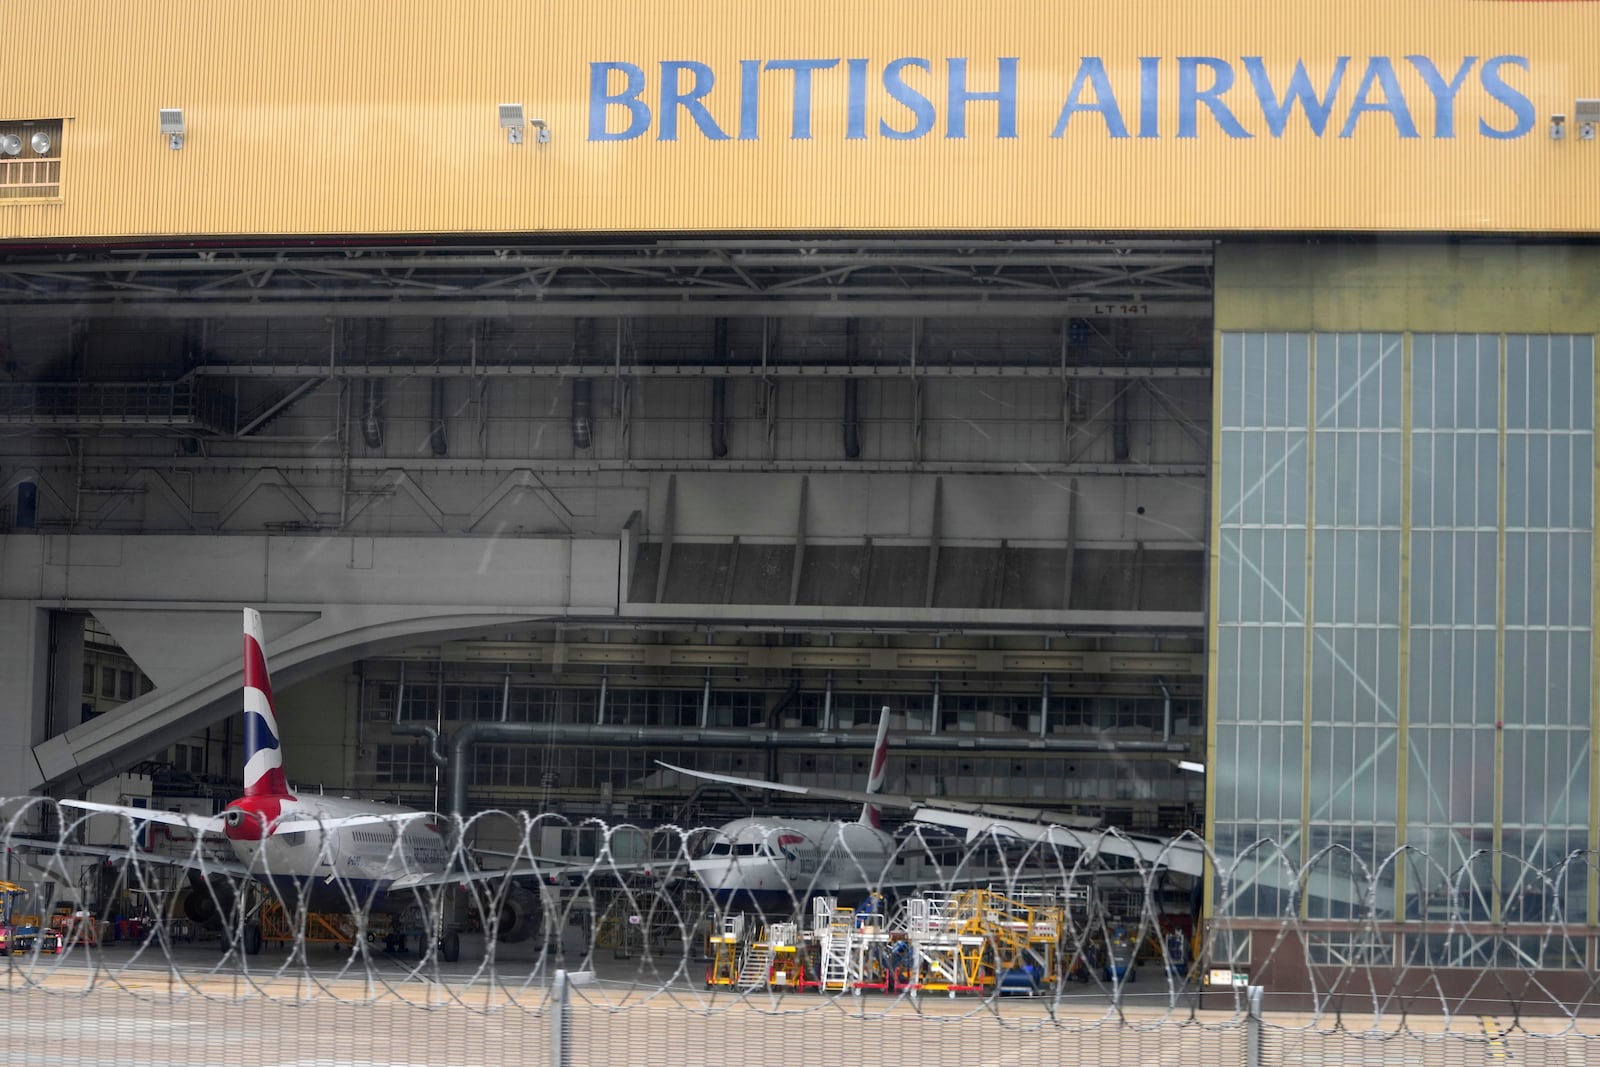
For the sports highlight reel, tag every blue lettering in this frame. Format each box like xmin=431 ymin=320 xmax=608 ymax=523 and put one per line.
xmin=946 ymin=57 xmax=1019 ymax=139
xmin=1138 ymin=57 xmax=1160 ymax=138
xmin=659 ymin=61 xmax=731 ymax=141
xmin=1178 ymin=57 xmax=1251 ymax=139
xmin=767 ymin=59 xmax=841 ymax=140
xmin=1479 ymin=55 xmax=1534 ymax=140
xmin=1405 ymin=56 xmax=1476 ymax=138
xmin=881 ymin=57 xmax=936 ymax=140
xmin=738 ymin=59 xmax=761 ymax=141
xmin=1242 ymin=57 xmax=1348 ymax=137
xmin=846 ymin=59 xmax=869 ymax=139
xmin=1051 ymin=57 xmax=1128 ymax=138
xmin=1339 ymin=57 xmax=1419 ymax=138
xmin=588 ymin=62 xmax=650 ymax=142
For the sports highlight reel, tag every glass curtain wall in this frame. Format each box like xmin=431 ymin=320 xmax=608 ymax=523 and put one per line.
xmin=1213 ymin=332 xmax=1595 ymax=930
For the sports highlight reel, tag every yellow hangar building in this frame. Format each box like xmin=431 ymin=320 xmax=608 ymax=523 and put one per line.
xmin=2 ymin=0 xmax=1599 ymax=999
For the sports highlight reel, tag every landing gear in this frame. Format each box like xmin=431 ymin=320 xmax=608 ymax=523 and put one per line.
xmin=221 ymin=922 xmax=262 ymax=955
xmin=411 ymin=930 xmax=461 ymax=962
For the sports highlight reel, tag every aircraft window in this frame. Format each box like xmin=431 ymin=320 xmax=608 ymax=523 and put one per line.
xmin=708 ymin=842 xmax=731 ymax=856
xmin=734 ymin=843 xmax=760 ymax=856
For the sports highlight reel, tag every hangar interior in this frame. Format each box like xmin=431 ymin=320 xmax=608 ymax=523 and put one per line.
xmin=0 ymin=239 xmax=1213 ymax=838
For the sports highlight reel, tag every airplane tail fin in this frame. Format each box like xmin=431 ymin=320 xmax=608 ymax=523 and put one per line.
xmin=858 ymin=705 xmax=892 ymax=828
xmin=241 ymin=607 xmax=291 ymax=798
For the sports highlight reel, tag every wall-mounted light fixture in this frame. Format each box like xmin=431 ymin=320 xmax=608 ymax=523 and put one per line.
xmin=158 ymin=108 xmax=185 ymax=150
xmin=498 ymin=103 xmax=550 ymax=145
xmin=1577 ymin=99 xmax=1600 ymax=142
xmin=0 ymin=134 xmax=20 ymax=157
xmin=1550 ymin=114 xmax=1566 ymax=141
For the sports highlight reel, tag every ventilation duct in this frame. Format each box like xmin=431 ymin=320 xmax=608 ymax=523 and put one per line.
xmin=429 ymin=378 xmax=448 ymax=457
xmin=842 ymin=319 xmax=861 ymax=459
xmin=710 ymin=379 xmax=729 ymax=458
xmin=361 ymin=379 xmax=384 ymax=449
xmin=842 ymin=378 xmax=861 ymax=459
xmin=710 ymin=318 xmax=730 ymax=458
xmin=1112 ymin=385 xmax=1130 ymax=462
xmin=571 ymin=378 xmax=593 ymax=450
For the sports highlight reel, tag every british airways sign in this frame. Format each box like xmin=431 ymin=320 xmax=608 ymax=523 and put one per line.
xmin=588 ymin=55 xmax=1535 ymax=142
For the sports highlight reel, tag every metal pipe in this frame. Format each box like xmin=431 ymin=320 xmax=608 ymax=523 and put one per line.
xmin=499 ymin=664 xmax=512 ymax=723
xmin=699 ymin=666 xmax=713 ymax=729
xmin=822 ymin=669 xmax=834 ymax=733
xmin=1157 ymin=676 xmax=1172 ymax=743
xmin=1039 ymin=675 xmax=1051 ymax=740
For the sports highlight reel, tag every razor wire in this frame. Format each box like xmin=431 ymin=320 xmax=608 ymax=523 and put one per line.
xmin=4 ymin=797 xmax=1600 ymax=1066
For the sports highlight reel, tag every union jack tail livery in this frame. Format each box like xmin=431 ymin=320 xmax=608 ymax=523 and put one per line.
xmin=858 ymin=706 xmax=892 ymax=829
xmin=241 ymin=607 xmax=291 ymax=799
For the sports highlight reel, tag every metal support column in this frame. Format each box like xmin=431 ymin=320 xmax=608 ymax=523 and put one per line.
xmin=551 ymin=968 xmax=570 ymax=1067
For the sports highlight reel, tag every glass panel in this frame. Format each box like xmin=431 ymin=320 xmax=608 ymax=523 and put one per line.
xmin=1221 ymin=336 xmax=1244 ymax=428
xmin=1506 ymin=334 xmax=1529 ymax=431
xmin=1412 ymin=433 xmax=1435 ymax=528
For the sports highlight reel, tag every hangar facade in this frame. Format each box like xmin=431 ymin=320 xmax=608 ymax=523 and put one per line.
xmin=1 ymin=0 xmax=1598 ymax=994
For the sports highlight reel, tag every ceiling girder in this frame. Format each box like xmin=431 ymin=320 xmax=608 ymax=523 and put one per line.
xmin=0 ymin=240 xmax=1214 ymax=318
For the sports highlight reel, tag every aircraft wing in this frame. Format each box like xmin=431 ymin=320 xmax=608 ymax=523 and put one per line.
xmin=655 ymin=760 xmax=1102 ymax=830
xmin=908 ymin=808 xmax=1206 ymax=878
xmin=9 ymin=835 xmax=255 ymax=878
xmin=385 ymin=853 xmax=668 ymax=892
xmin=62 ymin=799 xmax=438 ymax=838
xmin=61 ymin=799 xmax=226 ymax=834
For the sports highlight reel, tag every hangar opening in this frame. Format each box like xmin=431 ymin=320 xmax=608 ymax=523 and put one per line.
xmin=1 ymin=236 xmax=1214 ymax=842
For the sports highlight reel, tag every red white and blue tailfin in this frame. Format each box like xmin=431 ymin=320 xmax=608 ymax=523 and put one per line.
xmin=242 ymin=607 xmax=291 ymax=799
xmin=858 ymin=705 xmax=892 ymax=829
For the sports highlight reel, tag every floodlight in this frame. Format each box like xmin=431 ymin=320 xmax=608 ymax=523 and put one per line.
xmin=159 ymin=108 xmax=185 ymax=150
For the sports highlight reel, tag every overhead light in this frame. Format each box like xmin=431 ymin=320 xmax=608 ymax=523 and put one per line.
xmin=1577 ymin=99 xmax=1600 ymax=142
xmin=0 ymin=134 xmax=20 ymax=157
xmin=498 ymin=103 xmax=549 ymax=145
xmin=499 ymin=103 xmax=525 ymax=144
xmin=28 ymin=131 xmax=50 ymax=155
xmin=1176 ymin=760 xmax=1205 ymax=774
xmin=158 ymin=108 xmax=185 ymax=150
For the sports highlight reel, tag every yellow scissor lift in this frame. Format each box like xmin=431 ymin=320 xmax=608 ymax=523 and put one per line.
xmin=906 ymin=889 xmax=1064 ymax=995
xmin=705 ymin=912 xmax=746 ymax=986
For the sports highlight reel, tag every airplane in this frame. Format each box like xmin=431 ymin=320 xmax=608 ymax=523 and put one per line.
xmin=657 ymin=707 xmax=1206 ymax=913
xmin=58 ymin=608 xmax=551 ymax=961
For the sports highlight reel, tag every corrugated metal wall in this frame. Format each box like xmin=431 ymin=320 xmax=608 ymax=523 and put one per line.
xmin=1 ymin=0 xmax=1596 ymax=237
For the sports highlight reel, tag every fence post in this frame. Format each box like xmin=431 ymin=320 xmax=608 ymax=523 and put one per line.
xmin=551 ymin=968 xmax=569 ymax=1067
xmin=1245 ymin=984 xmax=1264 ymax=1067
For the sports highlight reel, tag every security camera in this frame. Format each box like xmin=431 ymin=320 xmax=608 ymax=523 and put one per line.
xmin=1550 ymin=114 xmax=1566 ymax=141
